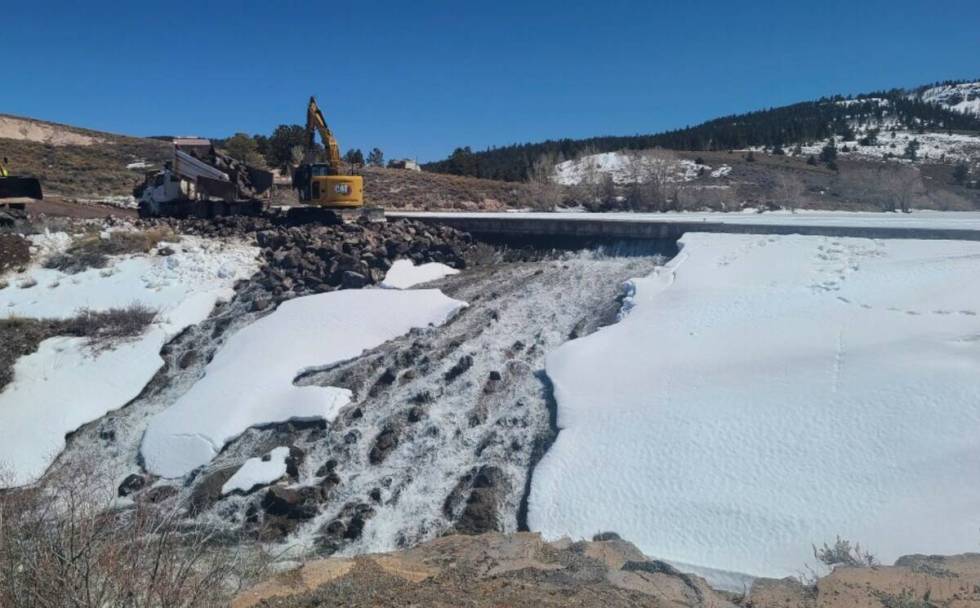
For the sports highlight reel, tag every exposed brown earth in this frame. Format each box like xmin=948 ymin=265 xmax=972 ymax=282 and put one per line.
xmin=232 ymin=532 xmax=736 ymax=608
xmin=747 ymin=553 xmax=980 ymax=607
xmin=0 ymin=114 xmax=172 ymax=198
xmin=361 ymin=166 xmax=537 ymax=210
xmin=234 ymin=531 xmax=980 ymax=608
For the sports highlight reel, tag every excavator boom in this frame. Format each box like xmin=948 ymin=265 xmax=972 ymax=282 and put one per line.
xmin=306 ymin=97 xmax=343 ymax=171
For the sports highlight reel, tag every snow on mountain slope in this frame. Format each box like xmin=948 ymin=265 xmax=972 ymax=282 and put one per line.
xmin=554 ymin=151 xmax=719 ymax=186
xmin=0 ymin=234 xmax=259 ymax=487
xmin=141 ymin=289 xmax=466 ymax=478
xmin=917 ymin=81 xmax=980 ymax=116
xmin=796 ymin=127 xmax=980 ymax=163
xmin=529 ymin=232 xmax=980 ymax=582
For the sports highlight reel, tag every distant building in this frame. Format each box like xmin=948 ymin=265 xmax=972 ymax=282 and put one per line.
xmin=387 ymin=158 xmax=421 ymax=172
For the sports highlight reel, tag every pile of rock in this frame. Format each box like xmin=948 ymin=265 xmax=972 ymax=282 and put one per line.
xmin=251 ymin=219 xmax=471 ymax=300
xmin=152 ymin=215 xmax=472 ymax=302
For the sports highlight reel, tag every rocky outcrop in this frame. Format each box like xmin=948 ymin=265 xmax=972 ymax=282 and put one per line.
xmin=747 ymin=552 xmax=980 ymax=607
xmin=232 ymin=532 xmax=736 ymax=608
xmin=443 ymin=466 xmax=510 ymax=535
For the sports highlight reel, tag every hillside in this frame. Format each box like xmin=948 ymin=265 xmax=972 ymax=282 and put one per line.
xmin=423 ymin=79 xmax=980 ymax=182
xmin=0 ymin=114 xmax=535 ymax=210
xmin=0 ymin=114 xmax=172 ymax=199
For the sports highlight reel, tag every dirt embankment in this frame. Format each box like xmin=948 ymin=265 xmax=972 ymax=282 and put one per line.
xmin=233 ymin=532 xmax=734 ymax=608
xmin=234 ymin=531 xmax=980 ymax=608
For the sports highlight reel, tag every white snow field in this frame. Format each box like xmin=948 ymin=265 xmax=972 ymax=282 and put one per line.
xmin=528 ymin=232 xmax=980 ymax=582
xmin=381 ymin=259 xmax=459 ymax=289
xmin=0 ymin=234 xmax=259 ymax=487
xmin=141 ymin=289 xmax=466 ymax=478
xmin=222 ymin=447 xmax=291 ymax=495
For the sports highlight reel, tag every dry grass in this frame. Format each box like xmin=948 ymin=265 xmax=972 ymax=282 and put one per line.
xmin=43 ymin=227 xmax=175 ymax=274
xmin=0 ymin=303 xmax=156 ymax=390
xmin=0 ymin=233 xmax=31 ymax=274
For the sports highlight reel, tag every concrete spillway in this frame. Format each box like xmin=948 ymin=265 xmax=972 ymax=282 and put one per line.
xmin=388 ymin=211 xmax=980 ymax=242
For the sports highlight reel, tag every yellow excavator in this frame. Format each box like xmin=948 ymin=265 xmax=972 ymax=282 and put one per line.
xmin=292 ymin=96 xmax=364 ymax=207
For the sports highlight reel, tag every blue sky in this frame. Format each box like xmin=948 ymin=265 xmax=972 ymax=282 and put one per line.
xmin=2 ymin=1 xmax=977 ymax=162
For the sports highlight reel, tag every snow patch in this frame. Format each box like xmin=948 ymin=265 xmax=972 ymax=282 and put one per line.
xmin=222 ymin=447 xmax=291 ymax=495
xmin=140 ymin=289 xmax=467 ymax=478
xmin=0 ymin=236 xmax=260 ymax=487
xmin=553 ymin=151 xmax=713 ymax=186
xmin=529 ymin=233 xmax=980 ymax=582
xmin=381 ymin=259 xmax=459 ymax=289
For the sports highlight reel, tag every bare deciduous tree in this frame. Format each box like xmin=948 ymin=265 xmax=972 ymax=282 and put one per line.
xmin=622 ymin=149 xmax=678 ymax=211
xmin=772 ymin=171 xmax=806 ymax=211
xmin=525 ymin=153 xmax=565 ymax=210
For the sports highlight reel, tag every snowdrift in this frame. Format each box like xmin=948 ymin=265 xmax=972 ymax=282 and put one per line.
xmin=529 ymin=232 xmax=980 ymax=581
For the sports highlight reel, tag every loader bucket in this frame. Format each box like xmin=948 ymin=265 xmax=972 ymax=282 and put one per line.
xmin=0 ymin=176 xmax=43 ymax=201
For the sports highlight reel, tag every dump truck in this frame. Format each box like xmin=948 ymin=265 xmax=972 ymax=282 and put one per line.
xmin=0 ymin=156 xmax=43 ymax=210
xmin=136 ymin=140 xmax=273 ymax=218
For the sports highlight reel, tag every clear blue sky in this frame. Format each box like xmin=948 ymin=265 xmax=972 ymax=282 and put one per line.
xmin=2 ymin=1 xmax=977 ymax=162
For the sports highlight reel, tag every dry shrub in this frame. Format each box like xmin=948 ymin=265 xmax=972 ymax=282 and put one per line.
xmin=44 ymin=228 xmax=177 ymax=274
xmin=524 ymin=154 xmax=565 ymax=211
xmin=63 ymin=303 xmax=157 ymax=349
xmin=0 ymin=464 xmax=268 ymax=608
xmin=0 ymin=303 xmax=156 ymax=390
xmin=0 ymin=234 xmax=31 ymax=274
xmin=813 ymin=536 xmax=877 ymax=568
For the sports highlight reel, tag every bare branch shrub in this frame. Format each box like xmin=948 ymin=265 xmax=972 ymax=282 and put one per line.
xmin=813 ymin=536 xmax=877 ymax=569
xmin=0 ymin=464 xmax=268 ymax=608
xmin=838 ymin=165 xmax=926 ymax=212
xmin=675 ymin=185 xmax=737 ymax=211
xmin=525 ymin=153 xmax=565 ymax=210
xmin=622 ymin=149 xmax=679 ymax=211
xmin=63 ymin=303 xmax=158 ymax=349
xmin=772 ymin=171 xmax=806 ymax=211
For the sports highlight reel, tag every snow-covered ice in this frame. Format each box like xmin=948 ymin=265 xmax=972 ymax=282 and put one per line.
xmin=528 ymin=232 xmax=980 ymax=582
xmin=395 ymin=209 xmax=980 ymax=231
xmin=222 ymin=447 xmax=290 ymax=495
xmin=0 ymin=235 xmax=259 ymax=487
xmin=381 ymin=259 xmax=459 ymax=289
xmin=141 ymin=289 xmax=466 ymax=478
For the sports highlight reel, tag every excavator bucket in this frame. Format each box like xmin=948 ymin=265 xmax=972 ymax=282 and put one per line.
xmin=0 ymin=176 xmax=43 ymax=201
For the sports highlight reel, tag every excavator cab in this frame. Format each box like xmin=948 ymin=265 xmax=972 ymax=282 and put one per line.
xmin=293 ymin=97 xmax=364 ymax=208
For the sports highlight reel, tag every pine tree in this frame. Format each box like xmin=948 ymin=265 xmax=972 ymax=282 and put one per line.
xmin=952 ymin=161 xmax=969 ymax=185
xmin=367 ymin=148 xmax=385 ymax=167
xmin=819 ymin=139 xmax=837 ymax=167
xmin=903 ymin=139 xmax=920 ymax=160
xmin=344 ymin=148 xmax=365 ymax=166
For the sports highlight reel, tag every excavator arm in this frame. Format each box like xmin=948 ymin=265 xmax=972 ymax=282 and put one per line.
xmin=306 ymin=96 xmax=343 ymax=173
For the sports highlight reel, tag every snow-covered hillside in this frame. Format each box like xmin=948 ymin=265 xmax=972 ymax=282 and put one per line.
xmin=916 ymin=81 xmax=980 ymax=116
xmin=554 ymin=151 xmax=730 ymax=186
xmin=529 ymin=232 xmax=980 ymax=583
xmin=797 ymin=126 xmax=980 ymax=163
